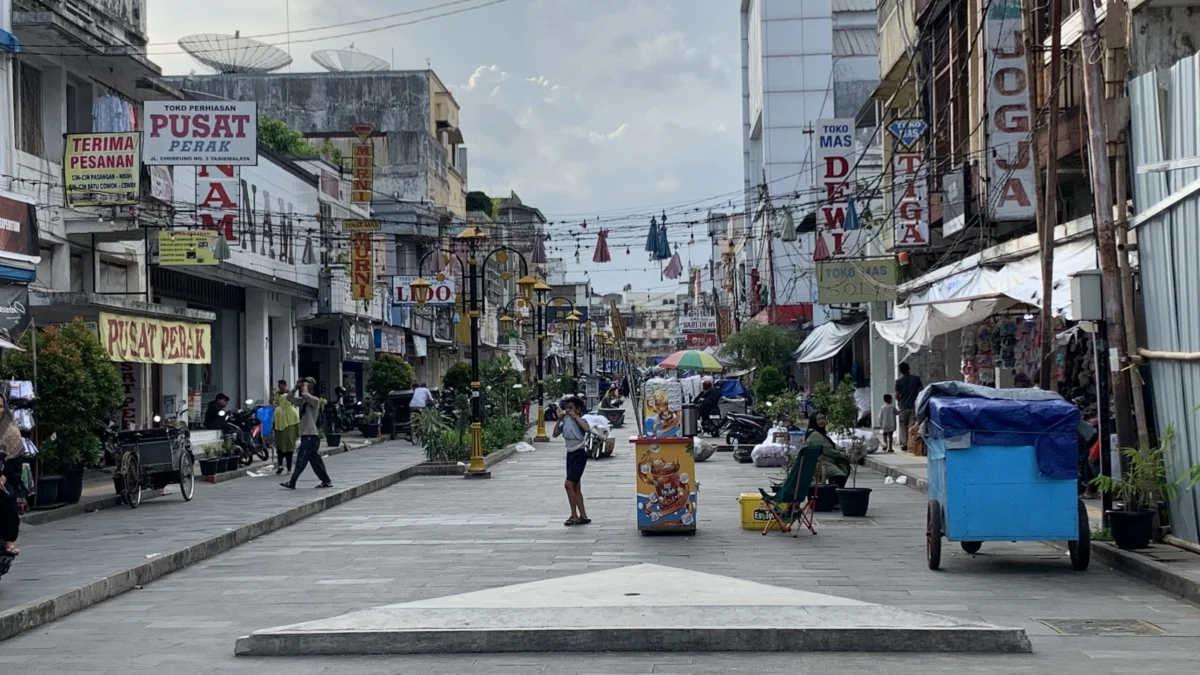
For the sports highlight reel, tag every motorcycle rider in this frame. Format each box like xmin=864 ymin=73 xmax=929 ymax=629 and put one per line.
xmin=203 ymin=393 xmax=230 ymax=430
xmin=694 ymin=378 xmax=723 ymax=424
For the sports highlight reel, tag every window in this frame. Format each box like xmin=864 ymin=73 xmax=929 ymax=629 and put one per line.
xmin=100 ymin=261 xmax=129 ymax=293
xmin=16 ymin=62 xmax=45 ymax=157
xmin=70 ymin=254 xmax=84 ymax=292
xmin=35 ymin=246 xmax=53 ymax=289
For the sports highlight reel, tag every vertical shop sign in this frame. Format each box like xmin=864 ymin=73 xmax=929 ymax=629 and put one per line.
xmin=118 ymin=362 xmax=142 ymax=430
xmin=985 ymin=0 xmax=1038 ymax=221
xmin=892 ymin=153 xmax=930 ymax=247
xmin=351 ymin=124 xmax=375 ymax=205
xmin=350 ymin=232 xmax=374 ymax=300
xmin=196 ymin=165 xmax=239 ymax=241
xmin=812 ymin=119 xmax=860 ymax=259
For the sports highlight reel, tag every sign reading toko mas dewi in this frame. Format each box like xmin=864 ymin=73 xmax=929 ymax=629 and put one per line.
xmin=143 ymin=101 xmax=258 ymax=166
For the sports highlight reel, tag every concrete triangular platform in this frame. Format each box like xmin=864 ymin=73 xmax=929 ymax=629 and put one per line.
xmin=235 ymin=564 xmax=1030 ymax=656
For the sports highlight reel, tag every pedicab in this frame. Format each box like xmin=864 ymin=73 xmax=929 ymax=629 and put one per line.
xmin=920 ymin=383 xmax=1090 ymax=571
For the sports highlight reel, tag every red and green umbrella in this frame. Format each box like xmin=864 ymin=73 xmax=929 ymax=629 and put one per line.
xmin=659 ymin=349 xmax=724 ymax=373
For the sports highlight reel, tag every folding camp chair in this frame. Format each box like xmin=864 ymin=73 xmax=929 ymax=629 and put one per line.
xmin=758 ymin=445 xmax=821 ymax=537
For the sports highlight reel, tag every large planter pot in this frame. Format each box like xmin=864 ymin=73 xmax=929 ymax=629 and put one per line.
xmin=1109 ymin=509 xmax=1155 ymax=550
xmin=220 ymin=456 xmax=238 ymax=473
xmin=59 ymin=468 xmax=86 ymax=505
xmin=811 ymin=484 xmax=838 ymax=512
xmin=36 ymin=475 xmax=61 ymax=507
xmin=199 ymin=458 xmax=221 ymax=477
xmin=360 ymin=424 xmax=381 ymax=439
xmin=326 ymin=434 xmax=342 ymax=448
xmin=836 ymin=487 xmax=872 ymax=517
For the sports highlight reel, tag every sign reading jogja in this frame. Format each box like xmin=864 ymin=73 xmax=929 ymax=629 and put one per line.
xmin=679 ymin=316 xmax=717 ymax=334
xmin=393 ymin=276 xmax=457 ymax=305
xmin=143 ymin=102 xmax=257 ymax=166
xmin=816 ymin=259 xmax=899 ymax=305
xmin=985 ymin=0 xmax=1038 ymax=221
xmin=63 ymin=132 xmax=141 ymax=206
xmin=813 ymin=119 xmax=861 ymax=259
xmin=98 ymin=312 xmax=211 ymax=365
xmin=892 ymin=153 xmax=929 ymax=247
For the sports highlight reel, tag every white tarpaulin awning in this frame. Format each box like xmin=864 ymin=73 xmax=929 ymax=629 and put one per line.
xmin=794 ymin=321 xmax=867 ymax=364
xmin=875 ymin=238 xmax=1097 ymax=355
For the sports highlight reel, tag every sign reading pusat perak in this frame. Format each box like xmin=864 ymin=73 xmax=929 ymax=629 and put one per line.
xmin=143 ymin=101 xmax=257 ymax=166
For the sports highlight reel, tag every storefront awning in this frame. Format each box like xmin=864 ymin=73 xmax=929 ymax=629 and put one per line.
xmin=875 ymin=238 xmax=1098 ymax=355
xmin=794 ymin=321 xmax=867 ymax=364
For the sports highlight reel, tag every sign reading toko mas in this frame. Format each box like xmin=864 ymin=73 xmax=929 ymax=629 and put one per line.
xmin=143 ymin=101 xmax=258 ymax=166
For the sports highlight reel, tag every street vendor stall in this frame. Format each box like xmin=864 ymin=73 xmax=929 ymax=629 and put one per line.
xmin=636 ymin=379 xmax=697 ymax=534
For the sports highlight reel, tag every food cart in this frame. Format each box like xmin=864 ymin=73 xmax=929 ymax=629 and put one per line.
xmin=635 ymin=379 xmax=697 ymax=534
xmin=922 ymin=383 xmax=1090 ymax=571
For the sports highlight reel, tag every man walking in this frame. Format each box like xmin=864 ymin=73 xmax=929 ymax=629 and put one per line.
xmin=894 ymin=363 xmax=923 ymax=453
xmin=280 ymin=377 xmax=333 ymax=490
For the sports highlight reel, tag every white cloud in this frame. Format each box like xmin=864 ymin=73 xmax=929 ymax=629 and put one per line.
xmin=589 ymin=124 xmax=630 ymax=144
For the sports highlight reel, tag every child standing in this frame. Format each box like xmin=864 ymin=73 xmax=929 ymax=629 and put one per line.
xmin=879 ymin=394 xmax=898 ymax=453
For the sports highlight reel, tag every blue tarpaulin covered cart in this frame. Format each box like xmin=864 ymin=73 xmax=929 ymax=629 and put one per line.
xmin=920 ymin=382 xmax=1090 ymax=571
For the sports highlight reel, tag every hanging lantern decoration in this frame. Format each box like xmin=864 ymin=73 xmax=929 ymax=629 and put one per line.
xmin=213 ymin=232 xmax=232 ymax=261
xmin=654 ymin=219 xmax=671 ymax=260
xmin=663 ymin=252 xmax=683 ymax=280
xmin=813 ymin=231 xmax=831 ymax=262
xmin=592 ymin=229 xmax=612 ymax=263
xmin=300 ymin=230 xmax=315 ymax=265
xmin=844 ymin=196 xmax=862 ymax=231
xmin=581 ymin=219 xmax=588 ymax=229
xmin=779 ymin=209 xmax=797 ymax=243
xmin=531 ymin=232 xmax=547 ymax=264
xmin=645 ymin=215 xmax=658 ymax=254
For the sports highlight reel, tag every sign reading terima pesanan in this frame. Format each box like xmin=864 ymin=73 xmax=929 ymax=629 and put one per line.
xmin=143 ymin=101 xmax=257 ymax=166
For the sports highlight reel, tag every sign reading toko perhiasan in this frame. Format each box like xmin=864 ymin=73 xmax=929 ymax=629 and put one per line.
xmin=984 ymin=0 xmax=1038 ymax=221
xmin=393 ymin=276 xmax=457 ymax=305
xmin=812 ymin=119 xmax=862 ymax=259
xmin=143 ymin=101 xmax=257 ymax=166
xmin=63 ymin=132 xmax=142 ymax=206
xmin=98 ymin=312 xmax=212 ymax=364
xmin=816 ymin=259 xmax=898 ymax=305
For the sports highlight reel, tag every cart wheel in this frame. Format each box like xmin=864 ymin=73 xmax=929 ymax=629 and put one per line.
xmin=179 ymin=452 xmax=195 ymax=502
xmin=926 ymin=500 xmax=943 ymax=570
xmin=120 ymin=451 xmax=142 ymax=509
xmin=960 ymin=542 xmax=982 ymax=554
xmin=1069 ymin=499 xmax=1091 ymax=571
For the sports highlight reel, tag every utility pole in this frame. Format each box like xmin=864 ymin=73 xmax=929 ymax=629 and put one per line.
xmin=1041 ymin=0 xmax=1063 ymax=390
xmin=1079 ymin=0 xmax=1136 ymax=455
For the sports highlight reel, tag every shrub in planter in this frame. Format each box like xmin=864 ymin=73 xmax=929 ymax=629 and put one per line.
xmin=199 ymin=443 xmax=223 ymax=476
xmin=1091 ymin=425 xmax=1200 ymax=549
xmin=59 ymin=468 xmax=86 ymax=505
xmin=2 ymin=320 xmax=122 ymax=484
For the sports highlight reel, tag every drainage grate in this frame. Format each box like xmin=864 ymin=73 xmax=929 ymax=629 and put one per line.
xmin=1040 ymin=619 xmax=1165 ymax=636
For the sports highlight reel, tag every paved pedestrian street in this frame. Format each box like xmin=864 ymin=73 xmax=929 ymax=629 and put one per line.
xmin=1 ymin=434 xmax=1199 ymax=674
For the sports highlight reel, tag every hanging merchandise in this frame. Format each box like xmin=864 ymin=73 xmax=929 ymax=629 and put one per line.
xmin=645 ymin=215 xmax=659 ymax=255
xmin=779 ymin=210 xmax=797 ymax=243
xmin=593 ymin=229 xmax=612 ymax=263
xmin=300 ymin=231 xmax=316 ymax=265
xmin=663 ymin=252 xmax=683 ymax=280
xmin=531 ymin=232 xmax=547 ymax=264
xmin=812 ymin=232 xmax=831 ymax=262
xmin=845 ymin=196 xmax=862 ymax=231
xmin=653 ymin=219 xmax=671 ymax=261
xmin=92 ymin=92 xmax=137 ymax=133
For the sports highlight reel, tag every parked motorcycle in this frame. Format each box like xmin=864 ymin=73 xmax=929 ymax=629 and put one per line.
xmin=219 ymin=400 xmax=269 ymax=466
xmin=97 ymin=418 xmax=121 ymax=468
xmin=723 ymin=412 xmax=771 ymax=446
xmin=699 ymin=410 xmax=724 ymax=438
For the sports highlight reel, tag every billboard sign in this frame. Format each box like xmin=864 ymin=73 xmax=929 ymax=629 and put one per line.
xmin=393 ymin=276 xmax=457 ymax=306
xmin=158 ymin=231 xmax=219 ymax=265
xmin=63 ymin=132 xmax=141 ymax=206
xmin=816 ymin=259 xmax=899 ymax=305
xmin=984 ymin=0 xmax=1038 ymax=221
xmin=679 ymin=316 xmax=717 ymax=333
xmin=143 ymin=101 xmax=257 ymax=166
xmin=685 ymin=333 xmax=719 ymax=348
xmin=812 ymin=119 xmax=864 ymax=259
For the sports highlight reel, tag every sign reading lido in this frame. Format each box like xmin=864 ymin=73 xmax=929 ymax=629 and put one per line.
xmin=143 ymin=101 xmax=257 ymax=166
xmin=816 ymin=259 xmax=898 ymax=305
xmin=393 ymin=276 xmax=457 ymax=305
xmin=98 ymin=312 xmax=212 ymax=364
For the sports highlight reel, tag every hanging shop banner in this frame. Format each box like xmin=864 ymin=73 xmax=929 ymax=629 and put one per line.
xmin=343 ymin=219 xmax=381 ymax=232
xmin=342 ymin=320 xmax=374 ymax=363
xmin=679 ymin=316 xmax=718 ymax=334
xmin=195 ymin=165 xmax=239 ymax=242
xmin=143 ymin=101 xmax=257 ymax=166
xmin=374 ymin=326 xmax=406 ymax=356
xmin=158 ymin=230 xmax=219 ymax=265
xmin=892 ymin=153 xmax=930 ymax=247
xmin=985 ymin=0 xmax=1038 ymax=221
xmin=816 ymin=258 xmax=899 ymax=305
xmin=0 ymin=193 xmax=39 ymax=265
xmin=0 ymin=285 xmax=29 ymax=336
xmin=350 ymin=232 xmax=374 ymax=300
xmin=685 ymin=333 xmax=719 ymax=348
xmin=393 ymin=276 xmax=457 ymax=306
xmin=812 ymin=119 xmax=863 ymax=259
xmin=351 ymin=142 xmax=375 ymax=204
xmin=63 ymin=132 xmax=141 ymax=206
xmin=98 ymin=312 xmax=212 ymax=364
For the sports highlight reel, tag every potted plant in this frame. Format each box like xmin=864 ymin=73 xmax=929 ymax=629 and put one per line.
xmin=199 ymin=443 xmax=222 ymax=477
xmin=837 ymin=438 xmax=872 ymax=516
xmin=219 ymin=436 xmax=239 ymax=473
xmin=1092 ymin=426 xmax=1200 ymax=549
xmin=360 ymin=409 xmax=382 ymax=439
xmin=368 ymin=355 xmax=415 ymax=435
xmin=813 ymin=376 xmax=871 ymax=514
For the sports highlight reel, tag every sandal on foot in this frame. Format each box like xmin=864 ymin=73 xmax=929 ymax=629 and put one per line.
xmin=575 ymin=518 xmax=592 ymax=525
xmin=563 ymin=517 xmax=578 ymax=526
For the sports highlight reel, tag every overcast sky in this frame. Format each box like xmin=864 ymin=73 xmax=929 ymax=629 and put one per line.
xmin=147 ymin=0 xmax=743 ymax=294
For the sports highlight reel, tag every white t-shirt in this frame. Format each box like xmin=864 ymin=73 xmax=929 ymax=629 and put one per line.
xmin=410 ymin=387 xmax=433 ymax=408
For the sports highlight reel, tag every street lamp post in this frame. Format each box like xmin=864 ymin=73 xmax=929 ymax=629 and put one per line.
xmin=414 ymin=229 xmax=537 ymax=479
xmin=566 ymin=310 xmax=581 ymax=388
xmin=533 ymin=280 xmax=551 ymax=441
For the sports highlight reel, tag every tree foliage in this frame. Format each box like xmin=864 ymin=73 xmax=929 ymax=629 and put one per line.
xmin=257 ymin=115 xmax=342 ymax=162
xmin=811 ymin=375 xmax=858 ymax=435
xmin=754 ymin=366 xmax=786 ymax=403
xmin=722 ymin=324 xmax=800 ymax=372
xmin=3 ymin=320 xmax=123 ymax=473
xmin=442 ymin=362 xmax=472 ymax=393
xmin=367 ymin=355 xmax=415 ymax=404
xmin=466 ymin=191 xmax=494 ymax=216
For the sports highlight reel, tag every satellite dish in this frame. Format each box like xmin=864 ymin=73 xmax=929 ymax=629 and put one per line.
xmin=179 ymin=33 xmax=293 ymax=74
xmin=312 ymin=45 xmax=389 ymax=73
